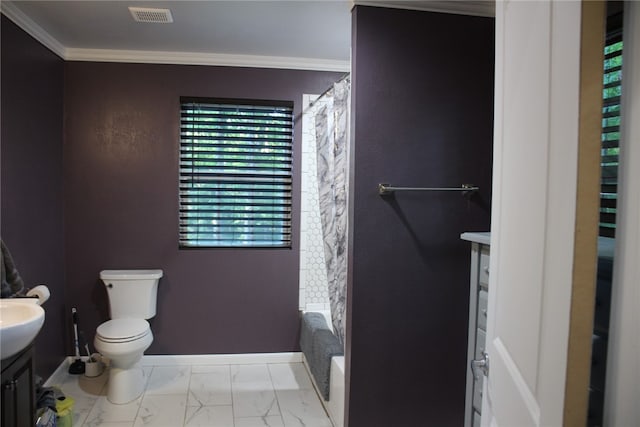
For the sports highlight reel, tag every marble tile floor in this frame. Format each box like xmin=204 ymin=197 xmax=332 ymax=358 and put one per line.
xmin=49 ymin=361 xmax=333 ymax=427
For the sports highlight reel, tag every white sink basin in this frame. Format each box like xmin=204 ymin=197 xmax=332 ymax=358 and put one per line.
xmin=0 ymin=299 xmax=45 ymax=360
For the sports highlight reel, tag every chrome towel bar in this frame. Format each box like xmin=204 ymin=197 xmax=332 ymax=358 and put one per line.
xmin=378 ymin=183 xmax=479 ymax=196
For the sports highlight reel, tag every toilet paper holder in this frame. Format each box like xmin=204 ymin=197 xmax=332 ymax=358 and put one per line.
xmin=26 ymin=284 xmax=50 ymax=305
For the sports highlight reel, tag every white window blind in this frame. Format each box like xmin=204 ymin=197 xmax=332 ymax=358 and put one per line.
xmin=179 ymin=98 xmax=293 ymax=248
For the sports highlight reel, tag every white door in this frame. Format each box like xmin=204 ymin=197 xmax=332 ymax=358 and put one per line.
xmin=481 ymin=1 xmax=583 ymax=425
xmin=604 ymin=3 xmax=640 ymax=425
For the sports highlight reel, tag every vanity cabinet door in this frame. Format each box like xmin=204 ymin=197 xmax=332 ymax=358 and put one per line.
xmin=1 ymin=344 xmax=36 ymax=427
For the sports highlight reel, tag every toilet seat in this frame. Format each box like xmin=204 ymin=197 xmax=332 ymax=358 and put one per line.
xmin=96 ymin=318 xmax=150 ymax=343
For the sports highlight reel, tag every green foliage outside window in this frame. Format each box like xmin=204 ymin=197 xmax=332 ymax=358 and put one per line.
xmin=600 ymin=40 xmax=622 ymax=237
xmin=179 ymin=99 xmax=293 ymax=248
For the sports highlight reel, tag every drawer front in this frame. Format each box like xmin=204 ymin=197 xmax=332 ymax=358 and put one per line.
xmin=473 ymin=374 xmax=484 ymax=413
xmin=479 ymin=247 xmax=490 ymax=287
xmin=473 ymin=328 xmax=487 ymax=414
xmin=475 ymin=328 xmax=486 ymax=358
xmin=477 ymin=289 xmax=488 ymax=331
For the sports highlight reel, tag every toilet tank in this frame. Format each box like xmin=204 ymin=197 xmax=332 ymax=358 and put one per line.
xmin=100 ymin=269 xmax=163 ymax=319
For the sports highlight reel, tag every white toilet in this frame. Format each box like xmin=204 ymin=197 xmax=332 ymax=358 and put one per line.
xmin=94 ymin=269 xmax=163 ymax=404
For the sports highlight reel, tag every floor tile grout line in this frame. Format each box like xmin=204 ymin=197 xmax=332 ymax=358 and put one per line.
xmin=64 ymin=372 xmax=109 ymax=427
xmin=70 ymin=361 xmax=331 ymax=427
xmin=227 ymin=364 xmax=237 ymax=427
xmin=183 ymin=364 xmax=193 ymax=427
xmin=266 ymin=363 xmax=285 ymax=425
xmin=131 ymin=365 xmax=154 ymax=426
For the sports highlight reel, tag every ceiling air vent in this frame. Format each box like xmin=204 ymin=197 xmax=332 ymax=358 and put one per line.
xmin=129 ymin=7 xmax=173 ymax=23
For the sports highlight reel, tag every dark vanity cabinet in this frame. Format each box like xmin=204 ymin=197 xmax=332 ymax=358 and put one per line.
xmin=1 ymin=344 xmax=36 ymax=427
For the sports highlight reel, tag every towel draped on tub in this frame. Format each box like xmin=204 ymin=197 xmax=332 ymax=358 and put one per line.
xmin=300 ymin=312 xmax=343 ymax=401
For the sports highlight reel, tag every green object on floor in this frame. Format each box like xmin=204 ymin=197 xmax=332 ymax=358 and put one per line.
xmin=55 ymin=394 xmax=74 ymax=427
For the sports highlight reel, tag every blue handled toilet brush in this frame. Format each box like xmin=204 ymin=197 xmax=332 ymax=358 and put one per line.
xmin=68 ymin=308 xmax=85 ymax=374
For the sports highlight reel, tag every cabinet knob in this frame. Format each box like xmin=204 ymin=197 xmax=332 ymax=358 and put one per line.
xmin=471 ymin=352 xmax=490 ymax=380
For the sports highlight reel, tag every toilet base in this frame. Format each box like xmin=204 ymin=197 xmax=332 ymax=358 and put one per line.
xmin=106 ymin=363 xmax=146 ymax=404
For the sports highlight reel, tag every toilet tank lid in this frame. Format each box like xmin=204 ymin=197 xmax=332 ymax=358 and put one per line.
xmin=100 ymin=269 xmax=163 ymax=280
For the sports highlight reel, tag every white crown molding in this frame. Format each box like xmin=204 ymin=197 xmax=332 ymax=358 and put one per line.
xmin=353 ymin=1 xmax=495 ymax=17
xmin=1 ymin=1 xmax=349 ymax=72
xmin=0 ymin=1 xmax=66 ymax=58
xmin=65 ymin=48 xmax=351 ymax=72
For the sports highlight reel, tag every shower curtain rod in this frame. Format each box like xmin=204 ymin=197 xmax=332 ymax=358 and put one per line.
xmin=309 ymin=72 xmax=350 ymax=107
xmin=294 ymin=73 xmax=351 ymax=123
xmin=378 ymin=183 xmax=479 ymax=196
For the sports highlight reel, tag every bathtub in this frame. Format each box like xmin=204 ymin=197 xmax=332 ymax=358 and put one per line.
xmin=327 ymin=355 xmax=345 ymax=427
xmin=302 ymin=309 xmax=345 ymax=427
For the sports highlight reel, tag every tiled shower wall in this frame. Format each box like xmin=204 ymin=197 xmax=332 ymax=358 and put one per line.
xmin=299 ymin=94 xmax=331 ymax=312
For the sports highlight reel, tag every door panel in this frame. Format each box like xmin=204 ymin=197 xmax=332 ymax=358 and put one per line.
xmin=483 ymin=1 xmax=584 ymax=425
xmin=605 ymin=4 xmax=640 ymax=425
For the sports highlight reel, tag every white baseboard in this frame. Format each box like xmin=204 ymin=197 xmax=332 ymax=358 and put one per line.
xmin=44 ymin=352 xmax=303 ymax=385
xmin=140 ymin=352 xmax=302 ymax=366
xmin=43 ymin=356 xmax=75 ymax=387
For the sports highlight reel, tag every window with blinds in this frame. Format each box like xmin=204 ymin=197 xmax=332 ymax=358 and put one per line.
xmin=179 ymin=98 xmax=293 ymax=248
xmin=600 ymin=20 xmax=623 ymax=238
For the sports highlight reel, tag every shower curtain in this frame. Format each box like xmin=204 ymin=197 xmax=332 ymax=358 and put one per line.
xmin=314 ymin=77 xmax=350 ymax=346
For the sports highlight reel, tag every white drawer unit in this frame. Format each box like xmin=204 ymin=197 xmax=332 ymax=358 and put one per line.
xmin=479 ymin=248 xmax=491 ymax=287
xmin=461 ymin=232 xmax=491 ymax=427
xmin=477 ymin=290 xmax=488 ymax=330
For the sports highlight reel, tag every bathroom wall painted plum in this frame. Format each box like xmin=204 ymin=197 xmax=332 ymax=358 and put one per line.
xmin=63 ymin=62 xmax=343 ymax=355
xmin=1 ymin=16 xmax=67 ymax=378
xmin=347 ymin=6 xmax=494 ymax=426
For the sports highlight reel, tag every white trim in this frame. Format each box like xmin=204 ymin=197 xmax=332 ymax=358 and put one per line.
xmin=0 ymin=1 xmax=65 ymax=58
xmin=304 ymin=303 xmax=331 ymax=312
xmin=139 ymin=352 xmax=303 ymax=366
xmin=353 ymin=1 xmax=495 ymax=17
xmin=64 ymin=48 xmax=350 ymax=72
xmin=42 ymin=357 xmax=74 ymax=387
xmin=44 ymin=352 xmax=304 ymax=385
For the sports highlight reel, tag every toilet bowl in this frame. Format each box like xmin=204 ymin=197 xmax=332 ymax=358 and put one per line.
xmin=95 ymin=269 xmax=162 ymax=404
xmin=94 ymin=318 xmax=153 ymax=404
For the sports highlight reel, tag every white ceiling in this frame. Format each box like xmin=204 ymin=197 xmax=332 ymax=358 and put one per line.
xmin=1 ymin=1 xmax=493 ymax=71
